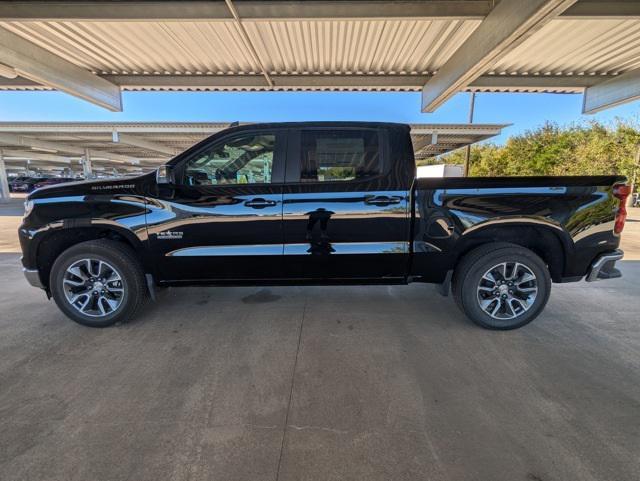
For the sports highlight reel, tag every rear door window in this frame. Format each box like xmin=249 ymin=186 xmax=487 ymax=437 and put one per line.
xmin=300 ymin=130 xmax=382 ymax=182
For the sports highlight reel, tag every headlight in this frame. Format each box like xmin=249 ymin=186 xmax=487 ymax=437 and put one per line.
xmin=23 ymin=200 xmax=34 ymax=219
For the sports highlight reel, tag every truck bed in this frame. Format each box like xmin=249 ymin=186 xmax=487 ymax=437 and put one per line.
xmin=411 ymin=175 xmax=626 ymax=283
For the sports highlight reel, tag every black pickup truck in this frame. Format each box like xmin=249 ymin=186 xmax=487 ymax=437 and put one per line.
xmin=19 ymin=122 xmax=629 ymax=329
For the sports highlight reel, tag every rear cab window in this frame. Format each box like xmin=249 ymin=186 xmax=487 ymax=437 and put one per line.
xmin=297 ymin=129 xmax=383 ymax=183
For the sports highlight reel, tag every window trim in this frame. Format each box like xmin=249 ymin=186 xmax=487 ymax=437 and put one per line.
xmin=285 ymin=127 xmax=387 ymax=185
xmin=176 ymin=129 xmax=287 ymax=186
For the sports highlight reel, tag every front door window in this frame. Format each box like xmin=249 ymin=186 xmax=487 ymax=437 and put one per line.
xmin=184 ymin=134 xmax=275 ymax=186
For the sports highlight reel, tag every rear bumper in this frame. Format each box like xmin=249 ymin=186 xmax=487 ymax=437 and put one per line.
xmin=586 ymin=249 xmax=624 ymax=282
xmin=23 ymin=268 xmax=44 ymax=289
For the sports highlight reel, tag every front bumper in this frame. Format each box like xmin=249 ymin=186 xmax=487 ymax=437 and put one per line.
xmin=23 ymin=268 xmax=44 ymax=289
xmin=586 ymin=249 xmax=624 ymax=282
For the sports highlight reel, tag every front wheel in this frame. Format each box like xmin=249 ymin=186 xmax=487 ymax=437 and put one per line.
xmin=452 ymin=243 xmax=551 ymax=330
xmin=50 ymin=239 xmax=147 ymax=327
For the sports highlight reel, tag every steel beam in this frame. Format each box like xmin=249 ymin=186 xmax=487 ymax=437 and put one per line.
xmin=0 ymin=132 xmax=85 ymax=155
xmin=0 ymin=1 xmax=635 ymax=21
xmin=0 ymin=1 xmax=491 ymax=21
xmin=0 ymin=26 xmax=122 ymax=111
xmin=469 ymin=74 xmax=610 ymax=91
xmin=0 ymin=72 xmax=617 ymax=93
xmin=410 ymin=125 xmax=508 ymax=136
xmin=108 ymin=74 xmax=428 ymax=90
xmin=0 ymin=62 xmax=17 ymax=79
xmin=113 ymin=132 xmax=176 ymax=156
xmin=421 ymin=0 xmax=578 ymax=112
xmin=89 ymin=151 xmax=140 ymax=164
xmin=0 ymin=121 xmax=508 ymax=139
xmin=0 ymin=132 xmax=139 ymax=163
xmin=78 ymin=73 xmax=617 ymax=92
xmin=2 ymin=150 xmax=72 ymax=164
xmin=0 ymin=121 xmax=228 ymax=134
xmin=582 ymin=68 xmax=640 ymax=114
xmin=224 ymin=0 xmax=273 ymax=88
xmin=562 ymin=1 xmax=640 ymax=19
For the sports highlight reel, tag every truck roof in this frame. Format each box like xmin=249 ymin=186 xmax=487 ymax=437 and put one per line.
xmin=167 ymin=121 xmax=412 ymax=165
xmin=224 ymin=121 xmax=410 ymax=130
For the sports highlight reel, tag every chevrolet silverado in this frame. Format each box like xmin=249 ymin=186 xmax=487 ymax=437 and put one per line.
xmin=19 ymin=122 xmax=628 ymax=329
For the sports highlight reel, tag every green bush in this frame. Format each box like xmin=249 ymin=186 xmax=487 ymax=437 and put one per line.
xmin=426 ymin=120 xmax=640 ymax=181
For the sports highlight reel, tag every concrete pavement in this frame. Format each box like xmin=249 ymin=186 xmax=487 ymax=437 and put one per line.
xmin=0 ymin=252 xmax=639 ymax=481
xmin=1 ymin=196 xmax=639 ymax=480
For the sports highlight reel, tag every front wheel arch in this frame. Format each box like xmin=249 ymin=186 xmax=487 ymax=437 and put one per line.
xmin=34 ymin=225 xmax=146 ymax=290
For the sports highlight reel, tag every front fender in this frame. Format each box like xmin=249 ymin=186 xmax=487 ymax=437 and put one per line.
xmin=20 ymin=194 xmax=150 ymax=272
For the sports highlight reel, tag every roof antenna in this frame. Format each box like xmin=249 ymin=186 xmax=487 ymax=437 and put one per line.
xmin=228 ymin=121 xmax=239 ymax=128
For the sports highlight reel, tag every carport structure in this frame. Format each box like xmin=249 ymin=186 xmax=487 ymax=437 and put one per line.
xmin=0 ymin=121 xmax=507 ymax=177
xmin=0 ymin=0 xmax=639 ymax=114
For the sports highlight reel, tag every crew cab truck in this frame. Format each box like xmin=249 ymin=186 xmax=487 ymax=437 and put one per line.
xmin=19 ymin=122 xmax=629 ymax=329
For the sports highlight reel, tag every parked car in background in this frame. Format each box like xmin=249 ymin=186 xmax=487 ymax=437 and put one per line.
xmin=10 ymin=177 xmax=49 ymax=193
xmin=33 ymin=177 xmax=76 ymax=190
xmin=8 ymin=176 xmax=31 ymax=192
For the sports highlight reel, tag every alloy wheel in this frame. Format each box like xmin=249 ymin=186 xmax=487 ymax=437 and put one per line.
xmin=476 ymin=261 xmax=538 ymax=320
xmin=62 ymin=258 xmax=125 ymax=317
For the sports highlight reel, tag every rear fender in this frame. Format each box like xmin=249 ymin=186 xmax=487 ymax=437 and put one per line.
xmin=453 ymin=219 xmax=573 ymax=281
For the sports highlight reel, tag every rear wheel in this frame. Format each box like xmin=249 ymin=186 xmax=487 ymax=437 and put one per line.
xmin=453 ymin=243 xmax=551 ymax=330
xmin=50 ymin=239 xmax=147 ymax=327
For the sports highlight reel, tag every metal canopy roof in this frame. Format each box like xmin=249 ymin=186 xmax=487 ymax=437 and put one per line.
xmin=0 ymin=1 xmax=639 ymax=113
xmin=0 ymin=121 xmax=508 ymax=172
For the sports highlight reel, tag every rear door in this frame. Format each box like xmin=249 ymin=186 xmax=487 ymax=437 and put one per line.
xmin=148 ymin=128 xmax=286 ymax=282
xmin=281 ymin=126 xmax=411 ymax=280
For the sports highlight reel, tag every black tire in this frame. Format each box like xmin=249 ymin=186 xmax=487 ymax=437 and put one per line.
xmin=452 ymin=242 xmax=551 ymax=330
xmin=50 ymin=239 xmax=147 ymax=327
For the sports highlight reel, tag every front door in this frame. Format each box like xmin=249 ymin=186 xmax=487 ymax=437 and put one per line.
xmin=148 ymin=129 xmax=286 ymax=282
xmin=282 ymin=127 xmax=411 ymax=280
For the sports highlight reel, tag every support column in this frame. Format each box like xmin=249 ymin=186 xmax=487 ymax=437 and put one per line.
xmin=628 ymin=144 xmax=640 ymax=208
xmin=463 ymin=92 xmax=476 ymax=177
xmin=82 ymin=148 xmax=93 ymax=179
xmin=0 ymin=149 xmax=11 ymax=203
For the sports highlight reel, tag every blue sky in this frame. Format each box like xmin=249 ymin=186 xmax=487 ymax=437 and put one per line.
xmin=1 ymin=90 xmax=638 ymax=144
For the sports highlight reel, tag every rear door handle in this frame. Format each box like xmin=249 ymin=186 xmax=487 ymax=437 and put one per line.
xmin=244 ymin=198 xmax=277 ymax=209
xmin=364 ymin=195 xmax=403 ymax=206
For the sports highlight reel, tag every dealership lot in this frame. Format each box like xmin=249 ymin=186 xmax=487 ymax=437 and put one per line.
xmin=1 ymin=200 xmax=639 ymax=481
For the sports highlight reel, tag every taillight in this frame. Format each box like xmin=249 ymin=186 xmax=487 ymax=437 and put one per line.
xmin=613 ymin=183 xmax=631 ymax=234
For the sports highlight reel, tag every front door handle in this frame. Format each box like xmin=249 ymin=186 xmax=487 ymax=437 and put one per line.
xmin=244 ymin=198 xmax=277 ymax=209
xmin=364 ymin=195 xmax=403 ymax=206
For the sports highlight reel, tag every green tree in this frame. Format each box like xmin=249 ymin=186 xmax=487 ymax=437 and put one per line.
xmin=428 ymin=119 xmax=640 ymax=182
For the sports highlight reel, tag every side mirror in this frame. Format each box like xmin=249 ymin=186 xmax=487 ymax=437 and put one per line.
xmin=156 ymin=165 xmax=174 ymax=184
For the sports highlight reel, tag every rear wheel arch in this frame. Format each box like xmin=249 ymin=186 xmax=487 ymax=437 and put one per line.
xmin=452 ymin=223 xmax=570 ymax=282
